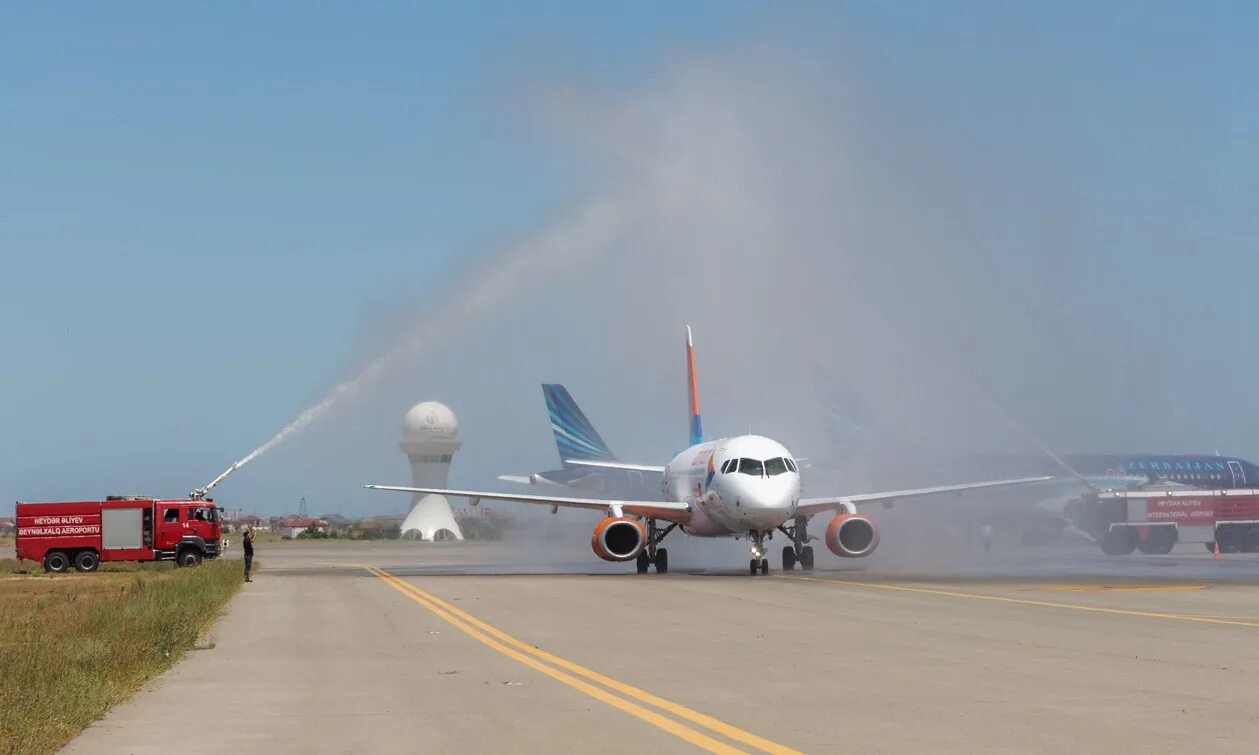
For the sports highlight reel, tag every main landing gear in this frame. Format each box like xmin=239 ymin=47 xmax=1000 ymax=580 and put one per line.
xmin=748 ymin=531 xmax=770 ymax=576
xmin=776 ymin=516 xmax=815 ymax=572
xmin=637 ymin=519 xmax=676 ymax=574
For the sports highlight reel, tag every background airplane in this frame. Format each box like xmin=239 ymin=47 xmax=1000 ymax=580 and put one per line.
xmin=495 ymin=383 xmax=664 ymax=499
xmin=368 ymin=328 xmax=1050 ymax=575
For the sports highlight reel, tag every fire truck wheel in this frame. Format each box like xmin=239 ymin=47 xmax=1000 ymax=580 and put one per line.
xmin=1242 ymin=527 xmax=1259 ymax=554
xmin=1100 ymin=529 xmax=1137 ymax=556
xmin=176 ymin=549 xmax=203 ymax=568
xmin=43 ymin=551 xmax=70 ymax=573
xmin=1135 ymin=528 xmax=1176 ymax=555
xmin=1216 ymin=527 xmax=1243 ymax=554
xmin=73 ymin=551 xmax=100 ymax=573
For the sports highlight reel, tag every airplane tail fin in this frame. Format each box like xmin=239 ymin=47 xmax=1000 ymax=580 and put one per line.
xmin=686 ymin=326 xmax=703 ymax=447
xmin=542 ymin=384 xmax=615 ymax=465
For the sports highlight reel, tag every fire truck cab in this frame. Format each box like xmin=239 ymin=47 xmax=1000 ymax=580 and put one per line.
xmin=15 ymin=496 xmax=224 ymax=572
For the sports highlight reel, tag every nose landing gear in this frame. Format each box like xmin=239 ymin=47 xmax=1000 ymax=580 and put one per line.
xmin=776 ymin=517 xmax=815 ymax=572
xmin=748 ymin=531 xmax=770 ymax=575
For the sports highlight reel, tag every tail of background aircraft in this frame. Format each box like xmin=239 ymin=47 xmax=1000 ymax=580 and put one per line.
xmin=542 ymin=384 xmax=616 ymax=465
xmin=686 ymin=326 xmax=704 ymax=447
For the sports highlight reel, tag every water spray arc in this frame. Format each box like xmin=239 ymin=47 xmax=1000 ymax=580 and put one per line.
xmin=188 ymin=195 xmax=627 ymax=500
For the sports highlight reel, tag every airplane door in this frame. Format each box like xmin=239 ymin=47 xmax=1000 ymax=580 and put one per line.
xmin=1228 ymin=460 xmax=1246 ymax=487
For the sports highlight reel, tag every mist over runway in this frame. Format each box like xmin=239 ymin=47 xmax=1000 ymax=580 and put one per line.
xmin=67 ymin=541 xmax=1259 ymax=754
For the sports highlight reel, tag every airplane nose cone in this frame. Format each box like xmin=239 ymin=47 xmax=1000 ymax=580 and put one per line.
xmin=730 ymin=479 xmax=796 ymax=528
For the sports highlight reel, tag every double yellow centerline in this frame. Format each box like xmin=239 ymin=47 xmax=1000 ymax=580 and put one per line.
xmin=364 ymin=566 xmax=801 ymax=754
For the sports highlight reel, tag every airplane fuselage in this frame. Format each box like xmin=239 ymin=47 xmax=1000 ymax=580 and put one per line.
xmin=661 ymin=434 xmax=802 ymax=537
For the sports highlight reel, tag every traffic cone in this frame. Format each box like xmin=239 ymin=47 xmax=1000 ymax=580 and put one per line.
xmin=1213 ymin=540 xmax=1221 ymax=560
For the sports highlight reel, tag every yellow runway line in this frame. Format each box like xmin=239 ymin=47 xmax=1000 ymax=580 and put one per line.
xmin=366 ymin=566 xmax=801 ymax=755
xmin=1043 ymin=584 xmax=1209 ymax=592
xmin=787 ymin=575 xmax=1259 ymax=629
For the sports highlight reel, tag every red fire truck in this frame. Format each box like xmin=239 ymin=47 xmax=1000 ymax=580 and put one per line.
xmin=15 ymin=496 xmax=224 ymax=572
xmin=1081 ymin=488 xmax=1259 ymax=555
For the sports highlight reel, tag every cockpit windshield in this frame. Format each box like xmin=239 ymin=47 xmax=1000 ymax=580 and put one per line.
xmin=764 ymin=457 xmax=789 ymax=476
xmin=731 ymin=457 xmax=796 ymax=478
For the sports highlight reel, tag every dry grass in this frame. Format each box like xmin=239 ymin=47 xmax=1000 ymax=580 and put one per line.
xmin=0 ymin=557 xmax=174 ymax=577
xmin=0 ymin=558 xmax=245 ymax=754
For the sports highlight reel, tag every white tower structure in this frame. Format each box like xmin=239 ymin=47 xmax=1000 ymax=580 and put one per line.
xmin=398 ymin=401 xmax=464 ymax=541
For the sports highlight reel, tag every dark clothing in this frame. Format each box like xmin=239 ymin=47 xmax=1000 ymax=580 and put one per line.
xmin=243 ymin=534 xmax=254 ymax=581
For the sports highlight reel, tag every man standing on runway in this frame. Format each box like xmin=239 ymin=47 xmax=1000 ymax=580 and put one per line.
xmin=243 ymin=528 xmax=255 ymax=582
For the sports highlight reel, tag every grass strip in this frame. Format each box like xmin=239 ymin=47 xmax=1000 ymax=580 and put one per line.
xmin=0 ymin=558 xmax=245 ymax=754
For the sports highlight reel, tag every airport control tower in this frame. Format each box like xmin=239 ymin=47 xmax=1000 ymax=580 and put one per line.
xmin=398 ymin=401 xmax=464 ymax=541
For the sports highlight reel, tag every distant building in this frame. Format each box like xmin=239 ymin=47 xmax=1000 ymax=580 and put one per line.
xmin=278 ymin=516 xmax=327 ymax=538
xmin=225 ymin=514 xmax=269 ymax=534
xmin=0 ymin=517 xmax=15 ymax=535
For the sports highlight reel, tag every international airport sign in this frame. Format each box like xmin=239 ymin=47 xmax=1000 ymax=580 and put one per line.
xmin=1139 ymin=497 xmax=1215 ymax=525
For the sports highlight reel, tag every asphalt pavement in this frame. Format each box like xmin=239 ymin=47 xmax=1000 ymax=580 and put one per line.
xmin=65 ymin=539 xmax=1259 ymax=753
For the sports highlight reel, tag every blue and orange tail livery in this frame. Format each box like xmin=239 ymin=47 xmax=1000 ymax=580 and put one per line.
xmin=686 ymin=326 xmax=703 ymax=447
xmin=542 ymin=384 xmax=615 ymax=464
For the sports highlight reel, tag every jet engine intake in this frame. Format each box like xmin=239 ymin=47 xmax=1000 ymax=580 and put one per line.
xmin=591 ymin=517 xmax=647 ymax=562
xmin=825 ymin=513 xmax=880 ymax=558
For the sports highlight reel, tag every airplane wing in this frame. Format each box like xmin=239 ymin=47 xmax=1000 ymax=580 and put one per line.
xmin=364 ymin=485 xmax=692 ymax=523
xmin=796 ymin=476 xmax=1054 ymax=517
xmin=563 ymin=459 xmax=667 ymax=473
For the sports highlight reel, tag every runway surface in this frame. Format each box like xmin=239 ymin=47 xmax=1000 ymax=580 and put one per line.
xmin=66 ymin=540 xmax=1259 ymax=753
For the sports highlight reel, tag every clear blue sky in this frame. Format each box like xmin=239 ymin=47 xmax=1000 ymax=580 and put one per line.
xmin=3 ymin=3 xmax=1255 ymax=515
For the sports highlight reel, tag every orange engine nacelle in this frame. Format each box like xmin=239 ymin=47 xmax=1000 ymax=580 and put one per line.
xmin=825 ymin=513 xmax=880 ymax=558
xmin=591 ymin=517 xmax=647 ymax=562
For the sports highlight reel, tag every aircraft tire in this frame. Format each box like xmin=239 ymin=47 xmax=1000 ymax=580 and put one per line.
xmin=654 ymin=549 xmax=668 ymax=574
xmin=759 ymin=559 xmax=769 ymax=576
xmin=636 ymin=552 xmax=650 ymax=574
xmin=782 ymin=546 xmax=796 ymax=571
xmin=800 ymin=546 xmax=815 ymax=571
xmin=749 ymin=559 xmax=759 ymax=576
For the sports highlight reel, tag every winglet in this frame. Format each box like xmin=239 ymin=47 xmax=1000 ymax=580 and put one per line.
xmin=686 ymin=326 xmax=703 ymax=447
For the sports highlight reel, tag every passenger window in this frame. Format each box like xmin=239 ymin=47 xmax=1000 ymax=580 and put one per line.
xmin=163 ymin=508 xmax=180 ymax=523
xmin=738 ymin=458 xmax=764 ymax=477
xmin=765 ymin=458 xmax=788 ymax=476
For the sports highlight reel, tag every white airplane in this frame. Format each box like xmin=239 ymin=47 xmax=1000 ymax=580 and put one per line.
xmin=366 ymin=328 xmax=1051 ymax=575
